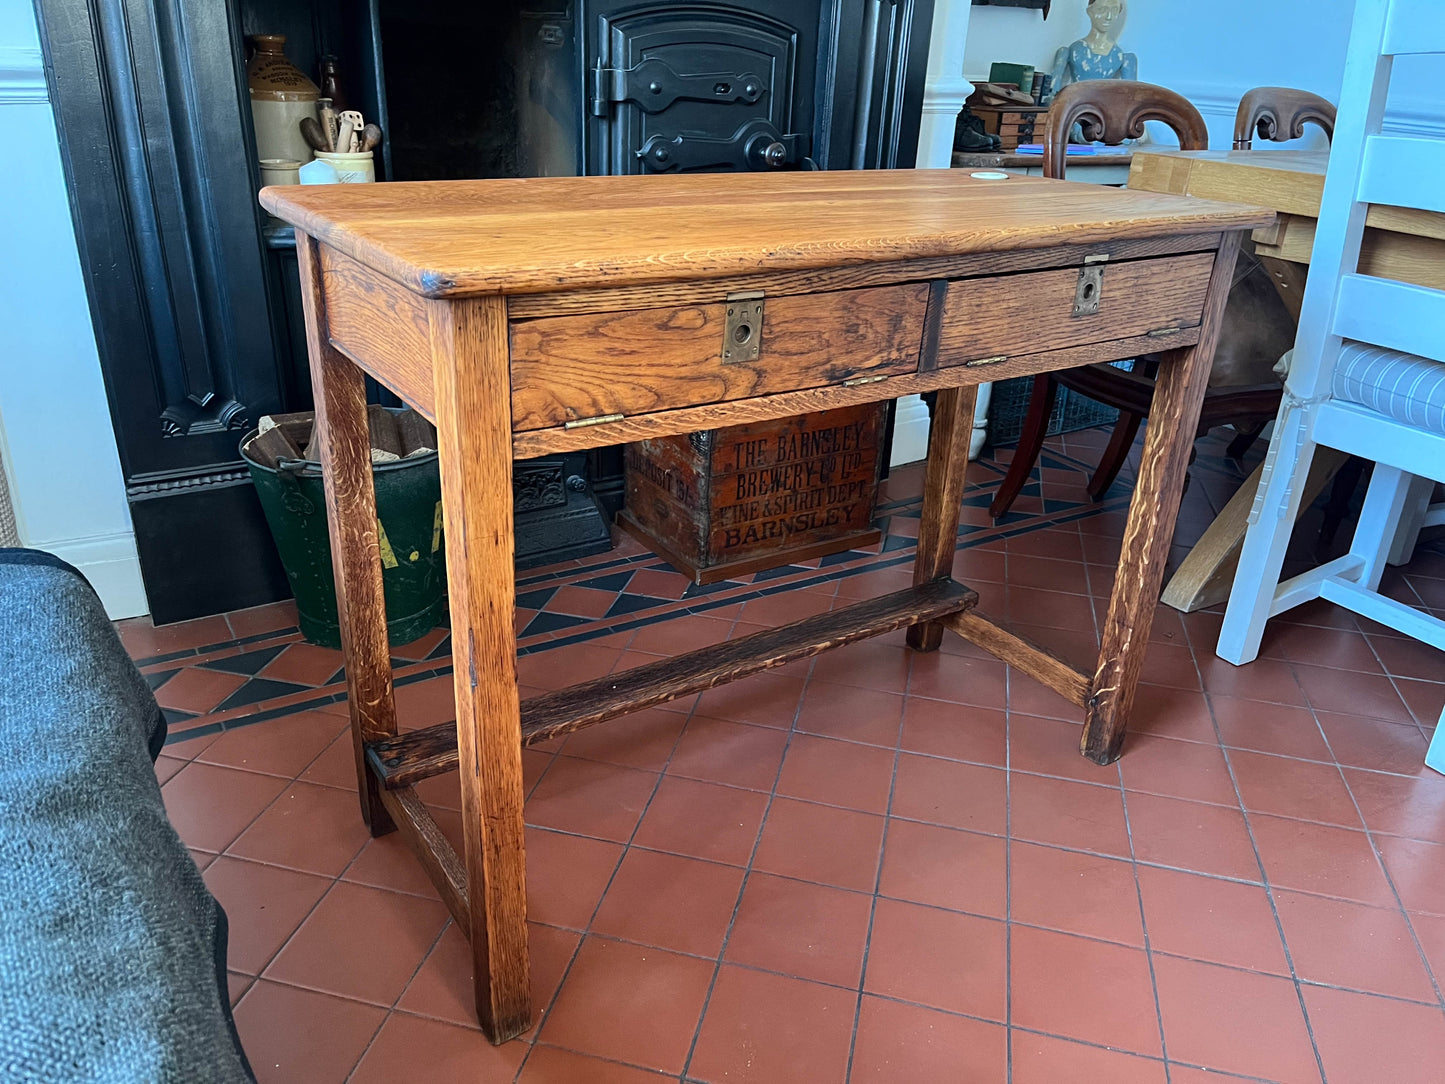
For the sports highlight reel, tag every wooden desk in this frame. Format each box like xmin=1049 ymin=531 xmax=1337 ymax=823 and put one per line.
xmin=262 ymin=169 xmax=1267 ymax=1043
xmin=953 ymin=149 xmax=1134 ymax=185
xmin=1128 ymin=149 xmax=1445 ymax=611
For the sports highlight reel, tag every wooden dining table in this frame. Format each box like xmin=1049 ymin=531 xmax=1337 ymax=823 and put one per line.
xmin=261 ymin=168 xmax=1268 ymax=1042
xmin=1127 ymin=148 xmax=1445 ymax=612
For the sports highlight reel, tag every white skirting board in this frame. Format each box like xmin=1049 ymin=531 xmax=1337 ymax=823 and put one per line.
xmin=888 ymin=385 xmax=993 ymax=468
xmin=38 ymin=532 xmax=149 ymax=620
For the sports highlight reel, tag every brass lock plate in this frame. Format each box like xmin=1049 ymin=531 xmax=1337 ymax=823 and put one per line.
xmin=1073 ymin=266 xmax=1104 ymax=317
xmin=722 ymin=291 xmax=764 ymax=363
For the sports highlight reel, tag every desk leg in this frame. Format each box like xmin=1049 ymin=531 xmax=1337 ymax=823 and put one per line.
xmin=298 ymin=236 xmax=396 ymax=835
xmin=1083 ymin=233 xmax=1243 ymax=764
xmin=427 ymin=295 xmax=532 ymax=1043
xmin=908 ymin=385 xmax=978 ymax=652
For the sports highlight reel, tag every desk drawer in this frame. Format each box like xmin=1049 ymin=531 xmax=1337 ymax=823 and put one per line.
xmin=935 ymin=252 xmax=1217 ymax=369
xmin=509 ymin=283 xmax=928 ymax=431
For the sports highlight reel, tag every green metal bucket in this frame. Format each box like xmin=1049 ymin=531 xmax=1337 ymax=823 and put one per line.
xmin=241 ymin=426 xmax=447 ymax=649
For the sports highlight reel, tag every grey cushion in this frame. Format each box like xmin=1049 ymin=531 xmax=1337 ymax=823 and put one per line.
xmin=1333 ymin=341 xmax=1445 ymax=434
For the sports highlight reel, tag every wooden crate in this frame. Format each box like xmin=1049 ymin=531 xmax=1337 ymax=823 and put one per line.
xmin=619 ymin=404 xmax=887 ymax=584
xmin=971 ymin=106 xmax=1049 ymax=151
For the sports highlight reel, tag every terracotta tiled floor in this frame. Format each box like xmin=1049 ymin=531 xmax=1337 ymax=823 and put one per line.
xmin=123 ymin=428 xmax=1445 ymax=1083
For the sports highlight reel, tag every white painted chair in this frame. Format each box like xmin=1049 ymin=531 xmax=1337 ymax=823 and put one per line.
xmin=1215 ymin=0 xmax=1445 ymax=768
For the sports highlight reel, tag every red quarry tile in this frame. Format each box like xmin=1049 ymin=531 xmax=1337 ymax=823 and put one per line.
xmin=299 ymin=731 xmax=360 ymax=790
xmin=1007 ymin=529 xmax=1085 ymax=563
xmin=558 ymin=708 xmax=687 ymax=772
xmin=907 ymin=650 xmax=1008 ymax=709
xmin=154 ymin=756 xmax=183 ymax=785
xmin=349 ymin=1011 xmax=528 ymax=1082
xmin=1126 ymin=793 xmax=1263 ymax=881
xmin=1345 ymin=766 xmax=1445 ymax=842
xmin=724 ymin=872 xmax=871 ymax=987
xmin=692 ymin=672 xmax=806 ymax=728
xmin=1153 ymin=955 xmax=1320 ymax=1084
xmin=1261 ymin=619 xmax=1384 ymax=674
xmin=227 ymin=972 xmax=251 ymax=1007
xmin=1275 ymin=889 xmax=1436 ymax=1002
xmin=1137 ymin=866 xmax=1288 ymax=975
xmin=520 ymin=1046 xmax=671 ymax=1082
xmin=1406 ymin=909 xmax=1445 ymax=991
xmin=233 ymin=980 xmax=385 ymax=1084
xmin=227 ymin=781 xmax=372 ymax=877
xmin=898 ymin=697 xmax=1007 ymax=767
xmin=516 ymin=644 xmax=623 ymax=690
xmin=736 ymin=585 xmax=837 ymax=626
xmin=203 ymin=856 xmax=330 ymax=976
xmin=524 ymin=756 xmax=659 ymax=842
xmin=626 ymin=613 xmax=731 ymax=655
xmin=1119 ymin=733 xmax=1239 ymax=808
xmin=1251 ymin=814 xmax=1394 ymax=906
xmin=258 ymin=642 xmax=344 ymax=687
xmin=1006 ymin=553 xmax=1091 ymax=595
xmin=264 ymin=880 xmax=448 ymax=1005
xmin=1009 ymin=926 xmax=1162 ymax=1056
xmin=850 ymin=995 xmax=1007 ymax=1083
xmin=688 ymin=965 xmax=855 ymax=1084
xmin=807 ymin=640 xmax=913 ymax=693
xmin=795 ymin=681 xmax=903 ymax=746
xmin=1312 ymin=988 xmax=1445 ymax=1084
xmin=197 ymin=711 xmax=346 ymax=778
xmin=538 ymin=936 xmax=712 ymax=1074
xmin=1367 ymin=631 xmax=1445 ymax=683
xmin=775 ymin=734 xmax=896 ymax=814
xmin=863 ymin=898 xmax=1007 ymax=1021
xmin=589 ymin=849 xmax=743 ymax=957
xmin=666 ymin=715 xmax=789 ymax=791
xmin=119 ymin=613 xmax=232 ymax=659
xmin=1006 ymin=672 xmax=1086 ymax=722
xmin=393 ymin=675 xmax=457 ymax=730
xmin=633 ymin=777 xmax=768 ymax=866
xmin=1229 ymin=750 xmax=1362 ymax=828
xmin=1006 ymin=585 xmax=1098 ymax=633
xmin=1197 ymin=656 xmax=1307 ymax=707
xmin=877 ymin=818 xmax=1007 ymax=918
xmin=1324 ymin=714 xmax=1432 ymax=775
xmin=388 ymin=626 xmax=450 ymax=662
xmin=1011 ymin=1033 xmax=1167 ymax=1084
xmin=1305 ymin=984 xmax=1445 ymax=1084
xmin=546 ymin=584 xmax=618 ymax=618
xmin=522 ymin=827 xmax=623 ymax=931
xmin=161 ymin=762 xmax=288 ymax=853
xmin=1396 ymin=677 xmax=1445 ymax=727
xmin=154 ymin=667 xmax=248 ymax=714
xmin=224 ymin=599 xmax=299 ymax=640
xmin=1009 ymin=841 xmax=1144 ymax=946
xmin=1292 ymin=662 xmax=1416 ymax=724
xmin=343 ymin=831 xmax=444 ymax=900
xmin=1377 ymin=836 xmax=1445 ymax=916
xmin=889 ymin=754 xmax=1007 ymax=835
xmin=1008 ymin=772 xmax=1130 ymax=858
xmin=1135 ymin=642 xmax=1201 ymax=691
xmin=399 ymin=921 xmax=577 ymax=1032
xmin=751 ymin=797 xmax=884 ymax=892
xmin=1212 ymin=695 xmax=1333 ymax=761
xmin=1126 ymin=684 xmax=1218 ymax=744
xmin=1007 ymin=713 xmax=1113 ymax=784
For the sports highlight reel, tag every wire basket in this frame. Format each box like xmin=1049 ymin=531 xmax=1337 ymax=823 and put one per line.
xmin=986 ymin=370 xmax=1125 ymax=448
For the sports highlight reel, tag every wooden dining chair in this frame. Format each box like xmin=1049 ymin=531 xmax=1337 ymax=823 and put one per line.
xmin=988 ymin=83 xmax=1321 ymax=521
xmin=1234 ymin=87 xmax=1338 ymax=148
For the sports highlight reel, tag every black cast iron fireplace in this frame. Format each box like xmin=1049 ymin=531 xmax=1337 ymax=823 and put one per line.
xmin=36 ymin=0 xmax=935 ymax=620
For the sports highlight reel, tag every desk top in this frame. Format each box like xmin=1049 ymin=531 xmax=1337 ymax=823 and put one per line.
xmin=1128 ymin=149 xmax=1332 ymax=218
xmin=951 ymin=151 xmax=1135 ymax=169
xmin=261 ymin=168 xmax=1270 ymax=299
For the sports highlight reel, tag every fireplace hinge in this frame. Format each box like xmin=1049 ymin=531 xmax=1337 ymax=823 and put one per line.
xmin=591 ymin=57 xmax=766 ymax=116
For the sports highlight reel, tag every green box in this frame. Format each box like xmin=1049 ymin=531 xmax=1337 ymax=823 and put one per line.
xmin=988 ymin=62 xmax=1036 ymax=93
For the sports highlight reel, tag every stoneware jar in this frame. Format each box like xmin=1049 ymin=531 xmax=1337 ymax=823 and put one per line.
xmin=247 ymin=35 xmax=318 ymax=166
xmin=311 ymin=150 xmax=376 ymax=183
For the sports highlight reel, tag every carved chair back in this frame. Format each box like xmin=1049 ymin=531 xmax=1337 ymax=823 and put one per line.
xmin=1234 ymin=87 xmax=1337 ymax=149
xmin=1042 ymin=80 xmax=1208 ymax=180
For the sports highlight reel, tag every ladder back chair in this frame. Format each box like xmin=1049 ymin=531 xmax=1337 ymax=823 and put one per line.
xmin=989 ymin=83 xmax=1327 ymax=521
xmin=1216 ymin=0 xmax=1445 ymax=765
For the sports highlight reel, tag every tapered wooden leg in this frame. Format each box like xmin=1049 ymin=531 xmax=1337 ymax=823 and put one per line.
xmin=1086 ymin=409 xmax=1144 ymax=500
xmin=427 ymin=294 xmax=531 ymax=1043
xmin=908 ymin=384 xmax=978 ymax=653
xmin=989 ymin=374 xmax=1057 ymax=520
xmin=298 ymin=235 xmax=395 ymax=836
xmin=1083 ymin=233 xmax=1243 ymax=764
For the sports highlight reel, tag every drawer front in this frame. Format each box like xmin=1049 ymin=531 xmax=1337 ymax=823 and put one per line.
xmin=935 ymin=252 xmax=1217 ymax=369
xmin=509 ymin=283 xmax=928 ymax=431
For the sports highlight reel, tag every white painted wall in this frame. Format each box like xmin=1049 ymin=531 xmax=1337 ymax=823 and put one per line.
xmin=0 ymin=2 xmax=147 ymax=617
xmin=963 ymin=0 xmax=1442 ymax=145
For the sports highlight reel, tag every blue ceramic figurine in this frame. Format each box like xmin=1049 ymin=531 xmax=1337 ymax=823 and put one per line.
xmin=1049 ymin=0 xmax=1138 ymax=100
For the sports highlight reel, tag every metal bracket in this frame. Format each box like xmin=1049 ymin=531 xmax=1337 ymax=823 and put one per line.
xmin=637 ymin=120 xmax=810 ymax=173
xmin=591 ymin=57 xmax=766 ymax=116
xmin=563 ymin=413 xmax=624 ymax=430
xmin=722 ymin=291 xmax=764 ymax=364
xmin=1073 ymin=265 xmax=1104 ymax=317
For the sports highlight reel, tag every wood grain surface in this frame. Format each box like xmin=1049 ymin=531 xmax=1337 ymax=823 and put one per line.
xmin=935 ymin=252 xmax=1215 ymax=367
xmin=260 ymin=169 xmax=1271 ymax=297
xmin=908 ymin=386 xmax=977 ymax=652
xmin=509 ymin=284 xmax=927 ymax=430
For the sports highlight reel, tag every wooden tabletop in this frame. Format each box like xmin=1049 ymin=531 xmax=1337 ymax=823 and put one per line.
xmin=952 ymin=151 xmax=1135 ymax=169
xmin=261 ymin=168 xmax=1271 ymax=299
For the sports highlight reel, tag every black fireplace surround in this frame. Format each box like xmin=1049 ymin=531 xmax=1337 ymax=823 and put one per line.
xmin=34 ymin=0 xmax=935 ymax=622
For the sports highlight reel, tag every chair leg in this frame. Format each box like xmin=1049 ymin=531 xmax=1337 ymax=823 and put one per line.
xmin=1349 ymin=464 xmax=1419 ymax=591
xmin=1086 ymin=410 xmax=1145 ymax=500
xmin=1426 ymin=703 xmax=1445 ymax=777
xmin=989 ymin=374 xmax=1057 ymax=519
xmin=1216 ymin=411 xmax=1322 ymax=665
xmin=1388 ymin=473 xmax=1438 ymax=567
xmin=1316 ymin=456 xmax=1368 ymax=557
xmin=1225 ymin=420 xmax=1268 ymax=461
